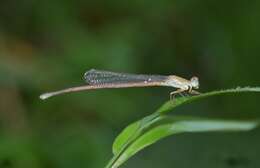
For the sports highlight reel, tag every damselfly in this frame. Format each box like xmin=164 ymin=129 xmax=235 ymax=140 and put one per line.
xmin=40 ymin=69 xmax=200 ymax=100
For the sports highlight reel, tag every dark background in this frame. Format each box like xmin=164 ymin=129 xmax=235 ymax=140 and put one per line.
xmin=0 ymin=1 xmax=260 ymax=168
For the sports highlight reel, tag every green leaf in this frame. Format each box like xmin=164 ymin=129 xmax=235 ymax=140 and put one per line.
xmin=111 ymin=116 xmax=258 ymax=168
xmin=113 ymin=87 xmax=260 ymax=155
xmin=156 ymin=87 xmax=260 ymax=115
xmin=112 ymin=113 xmax=160 ymax=155
xmin=112 ymin=121 xmax=140 ymax=155
xmin=106 ymin=87 xmax=260 ymax=168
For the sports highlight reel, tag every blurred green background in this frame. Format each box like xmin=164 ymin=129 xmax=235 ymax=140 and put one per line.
xmin=1 ymin=0 xmax=260 ymax=168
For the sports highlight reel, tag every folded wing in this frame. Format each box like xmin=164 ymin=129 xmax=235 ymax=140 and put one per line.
xmin=84 ymin=69 xmax=167 ymax=86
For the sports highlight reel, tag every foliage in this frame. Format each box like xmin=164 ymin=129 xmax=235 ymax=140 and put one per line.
xmin=106 ymin=87 xmax=260 ymax=168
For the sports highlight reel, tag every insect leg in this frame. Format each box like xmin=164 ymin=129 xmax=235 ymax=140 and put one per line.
xmin=170 ymin=89 xmax=185 ymax=100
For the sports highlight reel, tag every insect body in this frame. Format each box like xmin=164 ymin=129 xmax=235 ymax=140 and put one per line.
xmin=40 ymin=69 xmax=200 ymax=100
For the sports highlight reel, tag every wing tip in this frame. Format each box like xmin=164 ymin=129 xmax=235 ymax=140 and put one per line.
xmin=84 ymin=69 xmax=96 ymax=80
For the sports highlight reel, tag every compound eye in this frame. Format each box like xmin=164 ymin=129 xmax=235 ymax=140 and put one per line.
xmin=191 ymin=76 xmax=198 ymax=82
xmin=190 ymin=76 xmax=199 ymax=89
